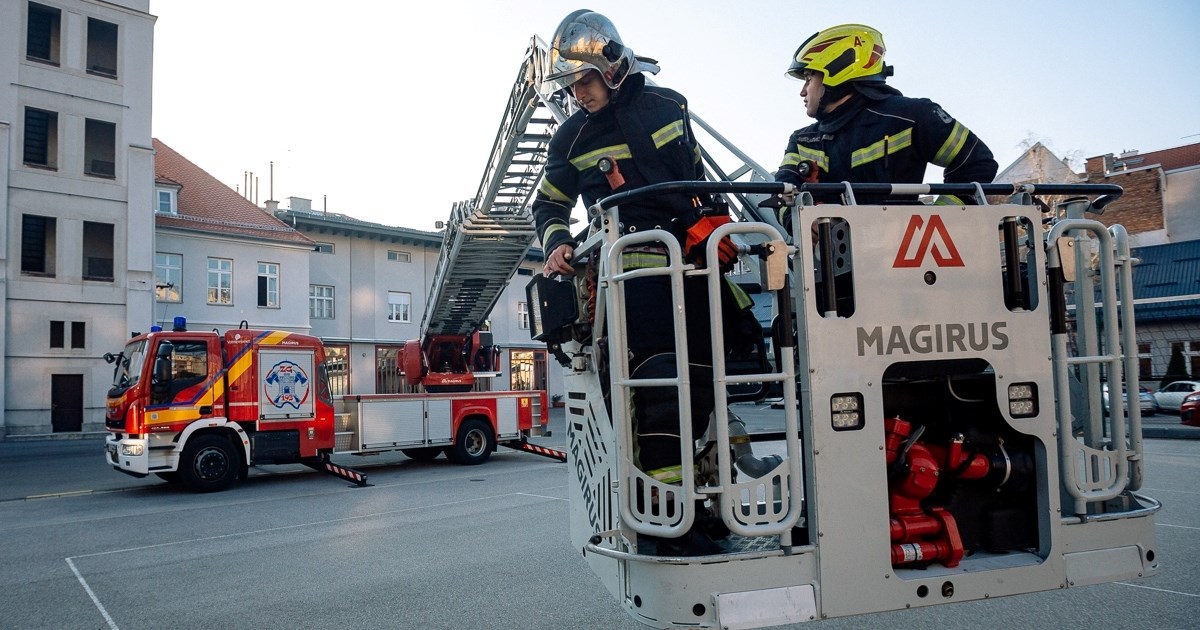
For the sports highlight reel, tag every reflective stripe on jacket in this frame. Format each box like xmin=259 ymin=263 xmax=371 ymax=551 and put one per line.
xmin=533 ymin=73 xmax=704 ymax=257
xmin=774 ymin=93 xmax=997 ymax=206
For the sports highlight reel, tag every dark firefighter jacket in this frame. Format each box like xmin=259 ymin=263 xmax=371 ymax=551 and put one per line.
xmin=533 ymin=73 xmax=703 ymax=258
xmin=774 ymin=92 xmax=998 ymax=209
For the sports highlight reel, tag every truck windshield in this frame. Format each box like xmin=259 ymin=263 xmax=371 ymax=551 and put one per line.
xmin=114 ymin=340 xmax=148 ymax=388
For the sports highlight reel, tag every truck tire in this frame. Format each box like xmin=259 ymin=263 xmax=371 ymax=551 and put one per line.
xmin=448 ymin=419 xmax=494 ymax=466
xmin=180 ymin=434 xmax=242 ymax=492
xmin=401 ymin=447 xmax=441 ymax=462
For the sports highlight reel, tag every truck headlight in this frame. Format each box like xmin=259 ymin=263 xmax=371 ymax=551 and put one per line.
xmin=121 ymin=443 xmax=144 ymax=456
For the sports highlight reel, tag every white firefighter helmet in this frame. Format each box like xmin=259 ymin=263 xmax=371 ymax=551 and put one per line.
xmin=543 ymin=10 xmax=659 ymax=93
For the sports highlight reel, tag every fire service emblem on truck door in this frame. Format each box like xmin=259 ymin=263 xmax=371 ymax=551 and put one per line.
xmin=263 ymin=360 xmax=310 ymax=409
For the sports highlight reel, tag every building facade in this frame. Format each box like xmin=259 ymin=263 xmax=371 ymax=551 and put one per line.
xmin=274 ymin=201 xmax=553 ymax=400
xmin=151 ymin=139 xmax=314 ymax=336
xmin=0 ymin=0 xmax=556 ymax=438
xmin=2 ymin=0 xmax=156 ymax=435
xmin=1084 ymin=143 xmax=1200 ymax=382
xmin=996 ymin=141 xmax=1200 ymax=383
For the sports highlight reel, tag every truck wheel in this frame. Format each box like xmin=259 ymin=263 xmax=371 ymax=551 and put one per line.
xmin=401 ymin=447 xmax=441 ymax=462
xmin=180 ymin=434 xmax=241 ymax=492
xmin=448 ymin=419 xmax=494 ymax=466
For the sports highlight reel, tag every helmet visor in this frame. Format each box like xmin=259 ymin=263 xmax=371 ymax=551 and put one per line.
xmin=542 ymin=55 xmax=597 ymax=93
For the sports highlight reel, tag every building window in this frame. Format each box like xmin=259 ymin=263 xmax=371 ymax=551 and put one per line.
xmin=387 ymin=291 xmax=411 ymax=322
xmin=155 ymin=253 xmax=182 ymax=302
xmin=315 ymin=242 xmax=334 ymax=254
xmin=23 ymin=107 xmax=57 ymax=169
xmin=1190 ymin=341 xmax=1200 ymax=378
xmin=518 ymin=301 xmax=529 ymax=329
xmin=86 ymin=17 xmax=118 ymax=78
xmin=510 ymin=350 xmax=548 ymax=391
xmin=1138 ymin=342 xmax=1152 ymax=379
xmin=207 ymin=257 xmax=233 ymax=305
xmin=48 ymin=321 xmax=84 ymax=350
xmin=376 ymin=346 xmax=403 ymax=393
xmin=26 ymin=2 xmax=61 ymax=65
xmin=21 ymin=214 xmax=56 ymax=276
xmin=156 ymin=188 xmax=178 ymax=214
xmin=82 ymin=221 xmax=114 ymax=281
xmin=310 ymin=285 xmax=334 ymax=319
xmin=324 ymin=344 xmax=350 ymax=396
xmin=387 ymin=250 xmax=411 ymax=263
xmin=257 ymin=262 xmax=279 ymax=308
xmin=84 ymin=119 xmax=116 ymax=178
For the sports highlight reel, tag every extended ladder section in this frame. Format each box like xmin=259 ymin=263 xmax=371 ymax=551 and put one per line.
xmin=420 ymin=37 xmax=572 ymax=337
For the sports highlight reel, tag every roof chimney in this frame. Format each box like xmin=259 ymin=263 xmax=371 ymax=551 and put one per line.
xmin=264 ymin=199 xmax=279 ymax=213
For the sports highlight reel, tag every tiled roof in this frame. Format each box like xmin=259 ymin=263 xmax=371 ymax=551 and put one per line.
xmin=152 ymin=139 xmax=313 ymax=246
xmin=1131 ymin=240 xmax=1200 ymax=321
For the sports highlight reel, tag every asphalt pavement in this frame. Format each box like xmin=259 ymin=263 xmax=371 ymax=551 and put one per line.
xmin=0 ymin=405 xmax=1197 ymax=630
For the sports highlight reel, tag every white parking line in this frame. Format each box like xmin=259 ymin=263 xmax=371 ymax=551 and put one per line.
xmin=1117 ymin=582 xmax=1200 ymax=598
xmin=517 ymin=491 xmax=569 ymax=502
xmin=66 ymin=557 xmax=119 ymax=630
xmin=63 ymin=486 xmax=568 ymax=627
xmin=1157 ymin=523 xmax=1200 ymax=530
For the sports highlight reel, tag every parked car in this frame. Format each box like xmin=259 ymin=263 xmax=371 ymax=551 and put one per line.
xmin=1102 ymin=384 xmax=1159 ymax=416
xmin=1181 ymin=392 xmax=1200 ymax=427
xmin=1152 ymin=380 xmax=1200 ymax=413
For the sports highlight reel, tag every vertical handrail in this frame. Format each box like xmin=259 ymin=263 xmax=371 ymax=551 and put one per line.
xmin=706 ymin=221 xmax=804 ymax=537
xmin=1111 ymin=225 xmax=1145 ymax=491
xmin=1046 ymin=219 xmax=1131 ymax=515
xmin=605 ymin=220 xmax=697 ymax=538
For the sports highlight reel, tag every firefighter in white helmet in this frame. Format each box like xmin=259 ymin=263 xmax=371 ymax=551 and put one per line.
xmin=535 ymin=10 xmax=756 ymax=556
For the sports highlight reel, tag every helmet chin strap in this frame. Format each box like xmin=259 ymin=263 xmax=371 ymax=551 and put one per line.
xmin=813 ymin=83 xmax=853 ymax=121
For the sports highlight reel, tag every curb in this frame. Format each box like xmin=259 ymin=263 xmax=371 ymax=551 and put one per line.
xmin=1143 ymin=426 xmax=1200 ymax=440
xmin=1 ymin=432 xmax=108 ymax=443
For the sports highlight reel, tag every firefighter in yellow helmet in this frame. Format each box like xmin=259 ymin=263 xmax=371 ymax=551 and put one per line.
xmin=775 ymin=24 xmax=997 ymax=207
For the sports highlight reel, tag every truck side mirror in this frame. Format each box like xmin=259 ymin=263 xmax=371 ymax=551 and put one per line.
xmin=152 ymin=341 xmax=174 ymax=396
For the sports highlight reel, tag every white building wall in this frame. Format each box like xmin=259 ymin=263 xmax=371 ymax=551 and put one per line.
xmin=3 ymin=0 xmax=154 ymax=435
xmin=153 ymin=229 xmax=312 ymax=335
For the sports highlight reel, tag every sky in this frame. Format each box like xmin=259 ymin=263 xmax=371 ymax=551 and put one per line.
xmin=150 ymin=0 xmax=1200 ymax=231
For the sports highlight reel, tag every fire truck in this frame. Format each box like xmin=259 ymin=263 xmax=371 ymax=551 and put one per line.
xmin=103 ymin=38 xmax=572 ymax=492
xmin=518 ymin=40 xmax=1160 ymax=630
xmin=102 ymin=322 xmax=552 ymax=492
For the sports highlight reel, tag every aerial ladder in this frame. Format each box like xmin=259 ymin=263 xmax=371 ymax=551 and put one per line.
xmin=400 ymin=37 xmax=573 ymax=394
xmin=523 ymin=38 xmax=1160 ymax=630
